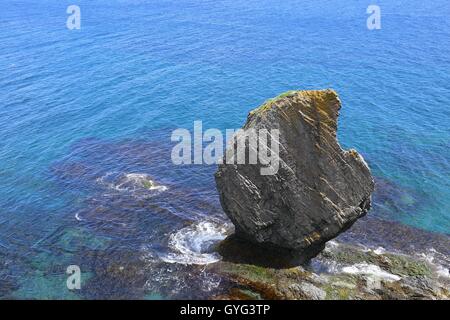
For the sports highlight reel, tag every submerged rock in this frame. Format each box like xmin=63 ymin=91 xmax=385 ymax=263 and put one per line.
xmin=210 ymin=242 xmax=450 ymax=300
xmin=215 ymin=89 xmax=374 ymax=251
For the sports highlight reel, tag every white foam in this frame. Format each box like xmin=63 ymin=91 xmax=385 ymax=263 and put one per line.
xmin=95 ymin=171 xmax=115 ymax=184
xmin=97 ymin=172 xmax=168 ymax=194
xmin=436 ymin=265 xmax=450 ymax=278
xmin=327 ymin=240 xmax=340 ymax=248
xmin=353 ymin=151 xmax=369 ymax=169
xmin=373 ymin=247 xmax=386 ymax=255
xmin=341 ymin=263 xmax=401 ymax=282
xmin=160 ymin=221 xmax=230 ymax=265
xmin=74 ymin=212 xmax=83 ymax=221
xmin=311 ymin=259 xmax=341 ymax=274
xmin=114 ymin=173 xmax=168 ymax=192
xmin=418 ymin=249 xmax=450 ymax=279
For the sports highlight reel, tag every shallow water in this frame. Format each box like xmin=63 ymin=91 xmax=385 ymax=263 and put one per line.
xmin=0 ymin=0 xmax=449 ymax=299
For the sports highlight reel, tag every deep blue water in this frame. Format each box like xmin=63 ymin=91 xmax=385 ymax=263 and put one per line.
xmin=0 ymin=0 xmax=449 ymax=299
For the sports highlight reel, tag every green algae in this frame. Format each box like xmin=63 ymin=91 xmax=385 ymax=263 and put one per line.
xmin=217 ymin=262 xmax=281 ymax=299
xmin=249 ymin=90 xmax=300 ymax=115
xmin=236 ymin=288 xmax=263 ymax=300
xmin=322 ymin=244 xmax=432 ymax=277
xmin=215 ymin=241 xmax=443 ymax=300
xmin=142 ymin=180 xmax=154 ymax=189
xmin=248 ymin=89 xmax=340 ymax=131
xmin=381 ymin=253 xmax=432 ymax=277
xmin=321 ymin=245 xmax=377 ymax=265
xmin=220 ymin=262 xmax=276 ymax=284
xmin=322 ymin=274 xmax=359 ymax=300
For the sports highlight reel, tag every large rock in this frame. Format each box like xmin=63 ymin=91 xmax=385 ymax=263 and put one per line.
xmin=215 ymin=89 xmax=374 ymax=251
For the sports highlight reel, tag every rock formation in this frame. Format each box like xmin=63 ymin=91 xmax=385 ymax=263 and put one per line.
xmin=215 ymin=89 xmax=374 ymax=252
xmin=211 ymin=241 xmax=450 ymax=300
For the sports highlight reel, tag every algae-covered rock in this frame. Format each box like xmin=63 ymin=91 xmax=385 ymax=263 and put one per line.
xmin=213 ymin=261 xmax=313 ymax=300
xmin=288 ymin=282 xmax=327 ymax=300
xmin=212 ymin=242 xmax=449 ymax=300
xmin=320 ymin=243 xmax=433 ymax=278
xmin=215 ymin=90 xmax=374 ymax=251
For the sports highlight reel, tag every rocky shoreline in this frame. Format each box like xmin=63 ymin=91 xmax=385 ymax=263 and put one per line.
xmin=210 ymin=90 xmax=449 ymax=300
xmin=208 ymin=240 xmax=449 ymax=300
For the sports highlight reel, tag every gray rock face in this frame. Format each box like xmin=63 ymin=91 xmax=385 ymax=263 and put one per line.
xmin=288 ymin=282 xmax=327 ymax=300
xmin=215 ymin=89 xmax=374 ymax=251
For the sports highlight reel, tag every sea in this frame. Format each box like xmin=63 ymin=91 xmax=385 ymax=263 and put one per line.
xmin=0 ymin=0 xmax=449 ymax=299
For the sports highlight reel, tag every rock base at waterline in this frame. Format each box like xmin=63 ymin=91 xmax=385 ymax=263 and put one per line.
xmin=209 ymin=242 xmax=450 ymax=300
xmin=216 ymin=234 xmax=325 ymax=268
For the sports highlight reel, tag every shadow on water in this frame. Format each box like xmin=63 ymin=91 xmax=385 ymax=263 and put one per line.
xmin=216 ymin=234 xmax=325 ymax=269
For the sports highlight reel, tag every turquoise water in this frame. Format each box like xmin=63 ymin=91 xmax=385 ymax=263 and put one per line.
xmin=0 ymin=0 xmax=449 ymax=299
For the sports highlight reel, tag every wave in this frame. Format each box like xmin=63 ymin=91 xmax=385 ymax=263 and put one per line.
xmin=113 ymin=173 xmax=168 ymax=192
xmin=160 ymin=220 xmax=231 ymax=265
xmin=341 ymin=263 xmax=401 ymax=282
xmin=418 ymin=248 xmax=450 ymax=278
xmin=316 ymin=244 xmax=402 ymax=281
xmin=96 ymin=172 xmax=168 ymax=196
xmin=315 ymin=241 xmax=450 ymax=283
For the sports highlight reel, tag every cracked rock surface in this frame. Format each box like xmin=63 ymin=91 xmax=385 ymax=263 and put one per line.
xmin=215 ymin=90 xmax=375 ymax=251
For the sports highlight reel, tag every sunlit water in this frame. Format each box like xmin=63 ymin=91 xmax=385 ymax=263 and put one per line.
xmin=0 ymin=0 xmax=449 ymax=299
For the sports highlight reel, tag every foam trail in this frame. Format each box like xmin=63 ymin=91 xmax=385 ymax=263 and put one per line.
xmin=160 ymin=221 xmax=231 ymax=265
xmin=341 ymin=263 xmax=401 ymax=282
xmin=97 ymin=172 xmax=168 ymax=195
xmin=114 ymin=173 xmax=168 ymax=192
xmin=419 ymin=248 xmax=450 ymax=278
